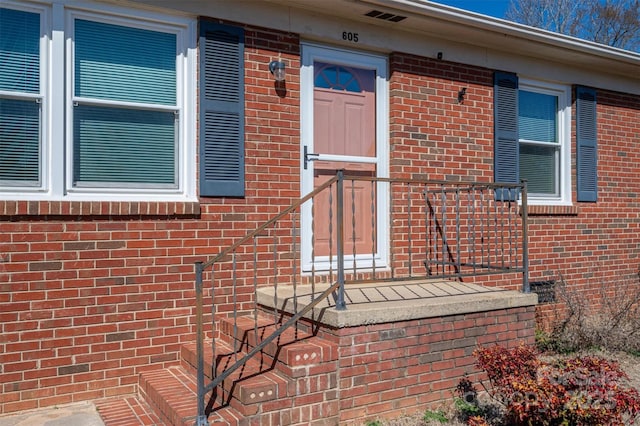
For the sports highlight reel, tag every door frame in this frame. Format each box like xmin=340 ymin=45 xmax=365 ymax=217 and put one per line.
xmin=300 ymin=42 xmax=389 ymax=273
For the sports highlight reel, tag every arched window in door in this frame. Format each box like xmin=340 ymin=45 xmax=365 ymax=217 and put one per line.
xmin=314 ymin=63 xmax=374 ymax=93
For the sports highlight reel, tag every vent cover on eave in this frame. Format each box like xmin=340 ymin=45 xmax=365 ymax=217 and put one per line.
xmin=365 ymin=9 xmax=407 ymax=22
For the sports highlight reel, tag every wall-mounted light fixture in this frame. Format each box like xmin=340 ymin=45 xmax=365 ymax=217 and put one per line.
xmin=269 ymin=60 xmax=286 ymax=82
xmin=437 ymin=51 xmax=443 ymax=60
xmin=457 ymin=87 xmax=467 ymax=104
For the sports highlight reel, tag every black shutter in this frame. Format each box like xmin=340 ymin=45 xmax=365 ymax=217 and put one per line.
xmin=199 ymin=21 xmax=245 ymax=197
xmin=494 ymin=71 xmax=519 ymax=200
xmin=576 ymin=86 xmax=597 ymax=202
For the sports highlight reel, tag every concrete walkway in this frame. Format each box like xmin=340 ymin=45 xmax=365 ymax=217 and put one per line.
xmin=0 ymin=402 xmax=104 ymax=426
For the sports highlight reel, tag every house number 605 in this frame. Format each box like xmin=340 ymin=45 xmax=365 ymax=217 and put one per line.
xmin=342 ymin=31 xmax=359 ymax=42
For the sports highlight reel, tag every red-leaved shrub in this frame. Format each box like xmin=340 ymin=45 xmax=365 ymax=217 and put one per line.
xmin=474 ymin=344 xmax=640 ymax=425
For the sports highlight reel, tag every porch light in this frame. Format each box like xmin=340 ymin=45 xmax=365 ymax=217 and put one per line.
xmin=269 ymin=60 xmax=286 ymax=81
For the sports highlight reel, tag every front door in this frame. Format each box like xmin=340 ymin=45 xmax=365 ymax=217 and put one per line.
xmin=300 ymin=44 xmax=388 ymax=272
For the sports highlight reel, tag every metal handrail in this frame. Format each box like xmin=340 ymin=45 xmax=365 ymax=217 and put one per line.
xmin=195 ymin=173 xmax=344 ymax=425
xmin=195 ymin=172 xmax=529 ymax=425
xmin=201 ymin=174 xmax=340 ymax=270
xmin=195 ymin=277 xmax=340 ymax=425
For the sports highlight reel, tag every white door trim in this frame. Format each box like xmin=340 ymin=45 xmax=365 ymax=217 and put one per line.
xmin=300 ymin=42 xmax=389 ymax=273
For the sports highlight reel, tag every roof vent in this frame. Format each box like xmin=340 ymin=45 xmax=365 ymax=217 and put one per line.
xmin=365 ymin=9 xmax=407 ymax=23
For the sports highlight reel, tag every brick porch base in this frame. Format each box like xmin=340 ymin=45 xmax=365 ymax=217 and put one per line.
xmin=96 ymin=281 xmax=537 ymax=425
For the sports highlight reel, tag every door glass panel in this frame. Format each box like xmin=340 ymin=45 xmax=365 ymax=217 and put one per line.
xmin=314 ymin=62 xmax=374 ymax=92
xmin=312 ymin=61 xmax=377 ymax=259
xmin=313 ymin=164 xmax=376 ymax=257
xmin=313 ymin=63 xmax=376 ymax=158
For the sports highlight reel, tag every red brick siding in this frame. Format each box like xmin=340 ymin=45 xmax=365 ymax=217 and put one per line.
xmin=528 ymin=89 xmax=640 ymax=312
xmin=389 ymin=53 xmax=494 ymax=182
xmin=0 ymin=24 xmax=301 ymax=415
xmin=1 ymin=24 xmax=639 ymax=415
xmin=321 ymin=306 xmax=536 ymax=424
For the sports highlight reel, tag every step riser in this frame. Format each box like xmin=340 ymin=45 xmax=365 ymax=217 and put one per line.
xmin=139 ymin=316 xmax=339 ymax=425
xmin=220 ymin=334 xmax=332 ymax=374
xmin=218 ymin=316 xmax=337 ymax=373
xmin=219 ymin=313 xmax=317 ymax=348
xmin=179 ymin=342 xmax=286 ymax=413
xmin=139 ymin=361 xmax=285 ymax=423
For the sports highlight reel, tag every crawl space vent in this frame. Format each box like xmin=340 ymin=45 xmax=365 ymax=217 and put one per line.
xmin=365 ymin=9 xmax=407 ymax=22
xmin=530 ymin=280 xmax=556 ymax=304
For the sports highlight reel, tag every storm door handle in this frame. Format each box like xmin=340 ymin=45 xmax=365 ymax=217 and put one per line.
xmin=304 ymin=146 xmax=320 ymax=170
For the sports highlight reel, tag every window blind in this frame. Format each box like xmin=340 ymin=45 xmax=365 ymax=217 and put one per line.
xmin=0 ymin=8 xmax=40 ymax=93
xmin=519 ymin=90 xmax=557 ymax=143
xmin=0 ymin=8 xmax=41 ymax=184
xmin=74 ymin=19 xmax=176 ymax=105
xmin=73 ymin=105 xmax=176 ymax=185
xmin=0 ymin=99 xmax=40 ymax=182
xmin=73 ymin=19 xmax=177 ymax=186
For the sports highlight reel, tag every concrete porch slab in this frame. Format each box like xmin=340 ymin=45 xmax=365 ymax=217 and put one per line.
xmin=256 ymin=279 xmax=538 ymax=328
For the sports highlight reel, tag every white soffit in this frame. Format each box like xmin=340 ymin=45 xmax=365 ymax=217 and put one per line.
xmin=126 ymin=0 xmax=639 ymax=92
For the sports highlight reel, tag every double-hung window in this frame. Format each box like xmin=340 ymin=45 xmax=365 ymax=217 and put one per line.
xmin=71 ymin=17 xmax=179 ymax=190
xmin=518 ymin=80 xmax=570 ymax=201
xmin=494 ymin=73 xmax=572 ymax=205
xmin=0 ymin=2 xmax=195 ymax=201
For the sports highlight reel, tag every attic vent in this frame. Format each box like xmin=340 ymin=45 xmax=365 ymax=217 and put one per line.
xmin=365 ymin=9 xmax=407 ymax=23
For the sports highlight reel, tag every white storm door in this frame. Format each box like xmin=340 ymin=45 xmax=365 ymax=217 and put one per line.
xmin=300 ymin=43 xmax=389 ymax=273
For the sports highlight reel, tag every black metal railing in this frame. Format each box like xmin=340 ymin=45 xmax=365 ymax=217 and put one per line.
xmin=194 ymin=172 xmax=528 ymax=424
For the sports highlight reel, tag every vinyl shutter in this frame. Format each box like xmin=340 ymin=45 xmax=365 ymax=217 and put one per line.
xmin=199 ymin=21 xmax=245 ymax=197
xmin=494 ymin=71 xmax=519 ymax=201
xmin=576 ymin=86 xmax=597 ymax=202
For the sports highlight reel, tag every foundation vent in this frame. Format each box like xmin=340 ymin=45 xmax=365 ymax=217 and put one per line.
xmin=365 ymin=9 xmax=407 ymax=22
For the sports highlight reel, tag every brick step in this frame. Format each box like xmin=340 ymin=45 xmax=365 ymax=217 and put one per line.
xmin=139 ymin=366 xmax=248 ymax=426
xmin=180 ymin=339 xmax=289 ymax=415
xmin=218 ymin=314 xmax=338 ymax=375
xmin=140 ymin=317 xmax=339 ymax=425
xmin=95 ymin=395 xmax=165 ymax=426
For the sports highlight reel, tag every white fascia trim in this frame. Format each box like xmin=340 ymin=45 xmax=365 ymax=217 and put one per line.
xmin=363 ymin=0 xmax=640 ymax=65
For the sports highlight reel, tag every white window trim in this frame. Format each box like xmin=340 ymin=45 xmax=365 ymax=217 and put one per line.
xmin=519 ymin=78 xmax=572 ymax=206
xmin=0 ymin=1 xmax=197 ymax=202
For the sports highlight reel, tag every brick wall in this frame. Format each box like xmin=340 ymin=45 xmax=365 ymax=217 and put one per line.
xmin=528 ymin=89 xmax=640 ymax=321
xmin=1 ymin=19 xmax=639 ymax=416
xmin=0 ymin=24 xmax=301 ymax=415
xmin=322 ymin=306 xmax=536 ymax=424
xmin=389 ymin=53 xmax=494 ymax=183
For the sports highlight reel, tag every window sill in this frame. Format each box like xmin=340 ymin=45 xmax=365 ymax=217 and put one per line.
xmin=525 ymin=204 xmax=579 ymax=216
xmin=0 ymin=200 xmax=200 ymax=218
